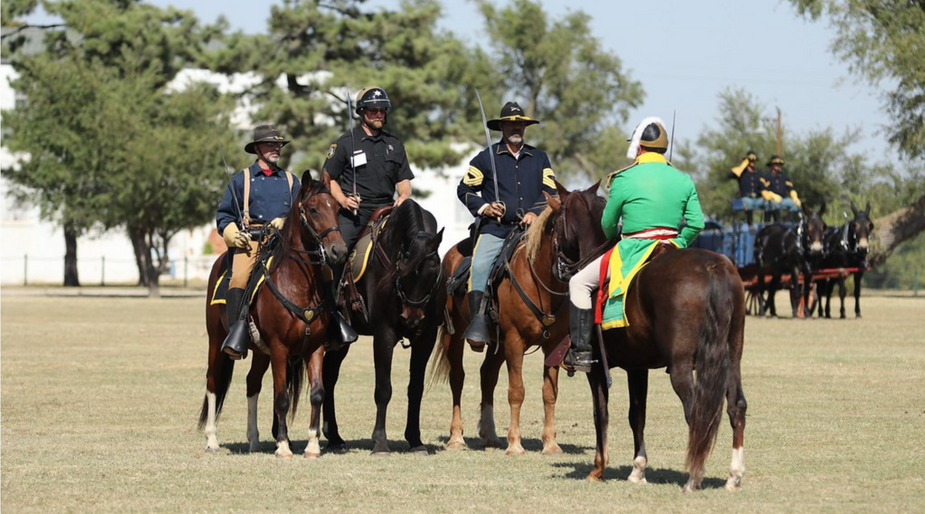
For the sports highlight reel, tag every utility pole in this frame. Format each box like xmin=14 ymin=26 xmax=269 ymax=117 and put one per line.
xmin=776 ymin=107 xmax=782 ymax=156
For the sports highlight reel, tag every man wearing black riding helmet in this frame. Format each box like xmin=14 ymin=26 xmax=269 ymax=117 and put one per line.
xmin=215 ymin=124 xmax=300 ymax=359
xmin=321 ymin=86 xmax=415 ymax=344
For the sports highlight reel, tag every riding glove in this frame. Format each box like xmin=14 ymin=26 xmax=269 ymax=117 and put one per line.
xmin=269 ymin=217 xmax=286 ymax=230
xmin=222 ymin=224 xmax=251 ymax=249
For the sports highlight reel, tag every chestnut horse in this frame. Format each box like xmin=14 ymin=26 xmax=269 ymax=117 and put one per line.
xmin=199 ymin=172 xmax=347 ymax=458
xmin=321 ymin=199 xmax=445 ymax=454
xmin=564 ymin=192 xmax=748 ymax=491
xmin=431 ymin=183 xmax=606 ymax=455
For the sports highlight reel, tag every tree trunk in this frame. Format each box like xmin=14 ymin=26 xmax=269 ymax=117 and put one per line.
xmin=63 ymin=223 xmax=80 ymax=287
xmin=129 ymin=227 xmax=151 ymax=288
xmin=868 ymin=194 xmax=925 ymax=268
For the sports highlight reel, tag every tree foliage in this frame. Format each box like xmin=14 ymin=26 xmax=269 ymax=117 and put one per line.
xmin=473 ymin=0 xmax=644 ymax=180
xmin=2 ymin=0 xmax=235 ymax=294
xmin=788 ymin=0 xmax=925 ymax=159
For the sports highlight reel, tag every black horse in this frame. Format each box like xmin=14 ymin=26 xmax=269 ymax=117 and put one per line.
xmin=753 ymin=205 xmax=825 ymax=318
xmin=322 ymin=199 xmax=445 ymax=454
xmin=815 ymin=202 xmax=874 ymax=318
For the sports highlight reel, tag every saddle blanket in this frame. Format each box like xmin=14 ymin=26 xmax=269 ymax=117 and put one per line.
xmin=597 ymin=239 xmax=679 ymax=329
xmin=209 ymin=255 xmax=273 ymax=306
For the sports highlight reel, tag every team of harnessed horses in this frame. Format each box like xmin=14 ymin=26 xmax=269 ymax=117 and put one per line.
xmin=195 ymin=169 xmax=872 ymax=491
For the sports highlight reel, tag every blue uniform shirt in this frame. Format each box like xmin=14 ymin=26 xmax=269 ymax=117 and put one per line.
xmin=457 ymin=141 xmax=557 ymax=238
xmin=216 ymin=162 xmax=300 ymax=234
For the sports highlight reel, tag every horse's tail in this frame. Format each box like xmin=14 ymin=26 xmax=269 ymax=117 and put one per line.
xmin=686 ymin=262 xmax=733 ymax=475
xmin=287 ymin=357 xmax=306 ymax=421
xmin=198 ymin=359 xmax=235 ymax=430
xmin=428 ymin=325 xmax=451 ymax=389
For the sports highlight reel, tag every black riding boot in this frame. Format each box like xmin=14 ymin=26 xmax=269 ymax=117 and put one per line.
xmin=563 ymin=303 xmax=596 ymax=373
xmin=221 ymin=287 xmax=249 ymax=360
xmin=461 ymin=290 xmax=491 ymax=350
xmin=325 ymin=275 xmax=358 ymax=352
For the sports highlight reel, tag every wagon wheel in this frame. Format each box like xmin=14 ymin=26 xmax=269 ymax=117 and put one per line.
xmin=745 ymin=284 xmax=761 ymax=316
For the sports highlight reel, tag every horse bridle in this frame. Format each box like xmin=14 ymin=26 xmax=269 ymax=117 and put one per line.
xmin=286 ymin=189 xmax=342 ymax=267
xmin=375 ymin=230 xmax=442 ymax=308
xmin=552 ymin=195 xmax=611 ymax=282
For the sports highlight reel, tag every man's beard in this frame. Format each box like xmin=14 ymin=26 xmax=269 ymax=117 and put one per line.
xmin=505 ymin=133 xmax=523 ymax=146
xmin=364 ymin=118 xmax=384 ymax=130
xmin=264 ymin=154 xmax=279 ymax=164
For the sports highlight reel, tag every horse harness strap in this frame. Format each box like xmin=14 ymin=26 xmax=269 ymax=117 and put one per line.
xmin=242 ymin=167 xmax=294 ymax=227
xmin=504 ymin=245 xmax=565 ymax=336
xmin=258 ymin=257 xmax=325 ymax=330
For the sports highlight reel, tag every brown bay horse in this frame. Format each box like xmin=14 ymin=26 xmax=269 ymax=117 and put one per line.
xmin=431 ymin=183 xmax=606 ymax=455
xmin=199 ymin=172 xmax=347 ymax=458
xmin=321 ymin=199 xmax=445 ymax=454
xmin=565 ymin=192 xmax=748 ymax=491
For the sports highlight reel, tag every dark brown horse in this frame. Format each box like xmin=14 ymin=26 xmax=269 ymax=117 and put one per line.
xmin=322 ymin=199 xmax=445 ymax=454
xmin=431 ymin=183 xmax=606 ymax=455
xmin=816 ymin=201 xmax=874 ymax=318
xmin=199 ymin=172 xmax=347 ymax=458
xmin=565 ymin=194 xmax=748 ymax=491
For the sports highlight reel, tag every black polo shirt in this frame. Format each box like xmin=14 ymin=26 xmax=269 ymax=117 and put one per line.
xmin=322 ymin=126 xmax=414 ymax=209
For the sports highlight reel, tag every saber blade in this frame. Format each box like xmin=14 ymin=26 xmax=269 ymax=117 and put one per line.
xmin=474 ymin=88 xmax=501 ymax=219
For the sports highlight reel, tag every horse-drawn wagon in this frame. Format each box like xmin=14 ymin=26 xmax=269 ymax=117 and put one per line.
xmin=690 ymin=201 xmax=873 ymax=318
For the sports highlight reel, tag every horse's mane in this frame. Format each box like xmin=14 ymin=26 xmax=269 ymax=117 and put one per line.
xmin=524 ymin=206 xmax=554 ymax=263
xmin=378 ymin=199 xmax=434 ymax=289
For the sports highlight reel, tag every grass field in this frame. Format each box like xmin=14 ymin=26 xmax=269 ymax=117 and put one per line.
xmin=2 ymin=292 xmax=924 ymax=513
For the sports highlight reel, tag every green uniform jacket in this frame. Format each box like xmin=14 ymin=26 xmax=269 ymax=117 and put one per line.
xmin=600 ymin=152 xmax=704 ymax=329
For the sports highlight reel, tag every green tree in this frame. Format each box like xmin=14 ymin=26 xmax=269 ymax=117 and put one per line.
xmin=473 ymin=0 xmax=644 ymax=181
xmin=788 ymin=0 xmax=925 ymax=159
xmin=2 ymin=0 xmax=234 ymax=294
xmin=209 ymin=0 xmax=477 ymax=174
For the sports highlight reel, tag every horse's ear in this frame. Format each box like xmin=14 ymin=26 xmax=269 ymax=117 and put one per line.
xmin=320 ymin=170 xmax=333 ymax=189
xmin=850 ymin=200 xmax=858 ymax=217
xmin=819 ymin=201 xmax=826 ymax=216
xmin=432 ymin=227 xmax=445 ymax=248
xmin=585 ymin=180 xmax=600 ymax=196
xmin=864 ymin=201 xmax=871 ymax=215
xmin=554 ymin=180 xmax=569 ymax=197
xmin=545 ymin=191 xmax=561 ymax=212
xmin=300 ymin=169 xmax=314 ymax=183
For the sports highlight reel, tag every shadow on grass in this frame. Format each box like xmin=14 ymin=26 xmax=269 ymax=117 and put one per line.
xmin=551 ymin=461 xmax=728 ymax=488
xmin=429 ymin=435 xmax=590 ymax=455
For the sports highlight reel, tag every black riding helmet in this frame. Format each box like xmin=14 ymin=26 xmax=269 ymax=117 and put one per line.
xmin=355 ymin=86 xmax=391 ymax=114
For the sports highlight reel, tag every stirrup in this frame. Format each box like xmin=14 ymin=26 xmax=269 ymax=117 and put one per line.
xmin=563 ymin=349 xmax=595 ymax=374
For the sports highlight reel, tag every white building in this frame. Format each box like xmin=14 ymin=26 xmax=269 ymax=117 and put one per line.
xmin=1 ymin=65 xmax=473 ymax=286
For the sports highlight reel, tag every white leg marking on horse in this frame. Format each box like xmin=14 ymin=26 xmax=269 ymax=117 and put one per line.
xmin=204 ymin=392 xmax=219 ymax=451
xmin=628 ymin=455 xmax=648 ymax=484
xmin=247 ymin=394 xmax=260 ymax=453
xmin=478 ymin=403 xmax=501 ymax=447
xmin=726 ymin=446 xmax=745 ymax=490
xmin=304 ymin=428 xmax=321 ymax=459
xmin=275 ymin=440 xmax=293 ymax=459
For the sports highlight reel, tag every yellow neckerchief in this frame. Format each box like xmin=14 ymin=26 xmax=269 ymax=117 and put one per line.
xmin=635 ymin=152 xmax=667 ymax=165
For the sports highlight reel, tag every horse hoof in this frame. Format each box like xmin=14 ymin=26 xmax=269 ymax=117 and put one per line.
xmin=445 ymin=439 xmax=466 ymax=450
xmin=483 ymin=437 xmax=505 ymax=449
xmin=326 ymin=442 xmax=347 ymax=452
xmin=585 ymin=473 xmax=604 ymax=482
xmin=408 ymin=445 xmax=429 ymax=455
xmin=371 ymin=449 xmax=391 ymax=456
xmin=204 ymin=446 xmax=220 ymax=453
xmin=304 ymin=451 xmax=321 ymax=459
xmin=541 ymin=445 xmax=563 ymax=456
xmin=275 ymin=451 xmax=294 ymax=460
xmin=725 ymin=476 xmax=742 ymax=490
xmin=505 ymin=445 xmax=526 ymax=456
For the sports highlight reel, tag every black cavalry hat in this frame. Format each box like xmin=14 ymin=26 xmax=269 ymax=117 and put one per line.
xmin=244 ymin=125 xmax=291 ymax=154
xmin=767 ymin=155 xmax=785 ymax=166
xmin=486 ymin=102 xmax=540 ymax=131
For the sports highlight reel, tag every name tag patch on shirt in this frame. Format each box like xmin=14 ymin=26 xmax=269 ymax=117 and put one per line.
xmin=351 ymin=150 xmax=367 ymax=168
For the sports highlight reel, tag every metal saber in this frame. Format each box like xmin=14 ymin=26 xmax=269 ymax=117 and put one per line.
xmin=669 ymin=110 xmax=677 ymax=162
xmin=474 ymin=88 xmax=501 ymax=219
xmin=210 ymin=121 xmax=246 ymax=229
xmin=346 ymin=94 xmax=358 ymax=215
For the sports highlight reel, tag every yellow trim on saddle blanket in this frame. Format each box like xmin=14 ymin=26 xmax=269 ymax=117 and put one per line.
xmin=209 ymin=256 xmax=275 ymax=306
xmin=351 ymin=215 xmax=389 ymax=283
xmin=600 ymin=240 xmax=679 ymax=330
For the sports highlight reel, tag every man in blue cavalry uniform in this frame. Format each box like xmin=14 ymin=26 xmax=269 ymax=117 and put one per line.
xmin=322 ymin=86 xmax=414 ymax=346
xmin=728 ymin=150 xmax=767 ymax=226
xmin=457 ymin=101 xmax=557 ymax=349
xmin=760 ymin=155 xmax=802 ymax=222
xmin=216 ymin=124 xmax=299 ymax=359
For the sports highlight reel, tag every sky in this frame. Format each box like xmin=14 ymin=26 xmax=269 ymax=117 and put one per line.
xmin=23 ymin=0 xmax=892 ymax=158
